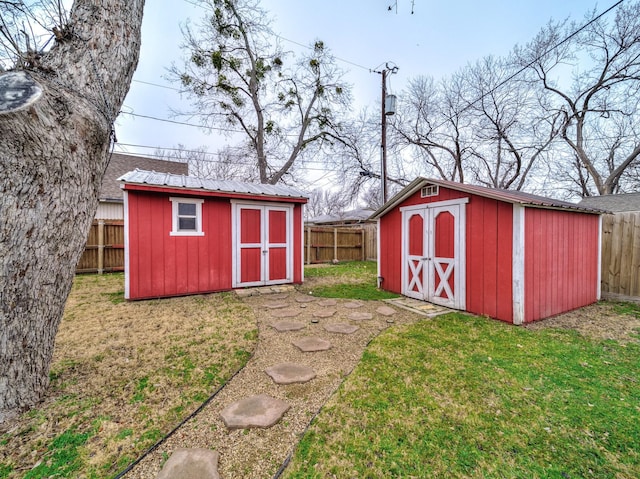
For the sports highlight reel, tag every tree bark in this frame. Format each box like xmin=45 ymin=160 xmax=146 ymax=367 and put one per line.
xmin=0 ymin=0 xmax=144 ymax=424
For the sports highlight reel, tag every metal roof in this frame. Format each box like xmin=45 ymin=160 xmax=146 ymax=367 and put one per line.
xmin=371 ymin=177 xmax=606 ymax=219
xmin=118 ymin=169 xmax=308 ymax=200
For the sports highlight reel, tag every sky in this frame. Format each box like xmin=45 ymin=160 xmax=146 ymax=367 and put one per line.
xmin=114 ymin=0 xmax=612 ymax=187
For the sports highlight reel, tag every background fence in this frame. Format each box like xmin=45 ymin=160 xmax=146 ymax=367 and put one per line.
xmin=77 ymin=221 xmax=379 ymax=274
xmin=600 ymin=212 xmax=640 ymax=302
xmin=304 ymin=224 xmax=377 ymax=264
xmin=76 ymin=220 xmax=125 ymax=274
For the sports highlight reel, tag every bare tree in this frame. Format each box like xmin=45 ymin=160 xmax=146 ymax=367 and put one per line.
xmin=393 ymin=74 xmax=471 ymax=182
xmin=154 ymin=144 xmax=259 ymax=182
xmin=330 ymin=108 xmax=409 ymax=207
xmin=360 ymin=184 xmax=383 ymax=211
xmin=0 ymin=1 xmax=70 ymax=70
xmin=461 ymin=55 xmax=561 ymax=190
xmin=0 ymin=0 xmax=144 ymax=423
xmin=517 ymin=2 xmax=640 ymax=195
xmin=305 ymin=188 xmax=351 ymax=219
xmin=171 ymin=0 xmax=351 ymax=185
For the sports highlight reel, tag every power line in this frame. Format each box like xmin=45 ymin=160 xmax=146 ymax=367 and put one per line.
xmin=453 ymin=0 xmax=626 ymax=123
xmin=120 ymin=111 xmax=246 ymax=134
xmin=132 ymin=79 xmax=182 ymax=91
xmin=113 ymin=143 xmax=340 ymax=172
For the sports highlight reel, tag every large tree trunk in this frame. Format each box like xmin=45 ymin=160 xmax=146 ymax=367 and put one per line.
xmin=0 ymin=0 xmax=145 ymax=424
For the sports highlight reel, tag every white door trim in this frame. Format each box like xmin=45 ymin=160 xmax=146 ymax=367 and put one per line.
xmin=401 ymin=198 xmax=467 ymax=310
xmin=232 ymin=202 xmax=293 ymax=288
xmin=401 ymin=209 xmax=427 ymax=300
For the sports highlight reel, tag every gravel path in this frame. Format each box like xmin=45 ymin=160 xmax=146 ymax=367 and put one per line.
xmin=123 ymin=289 xmax=422 ymax=479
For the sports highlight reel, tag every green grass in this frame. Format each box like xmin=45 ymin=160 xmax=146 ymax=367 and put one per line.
xmin=284 ymin=313 xmax=640 ymax=478
xmin=0 ymin=464 xmax=13 ymax=479
xmin=309 ymin=282 xmax=400 ymax=300
xmin=304 ymin=261 xmax=400 ymax=300
xmin=0 ymin=273 xmax=259 ymax=479
xmin=23 ymin=428 xmax=92 ymax=479
xmin=613 ymin=301 xmax=640 ymax=318
xmin=304 ymin=260 xmax=378 ymax=279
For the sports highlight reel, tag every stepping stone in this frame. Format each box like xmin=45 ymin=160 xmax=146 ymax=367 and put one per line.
xmin=265 ymin=363 xmax=316 ymax=384
xmin=272 ymin=309 xmax=300 ymax=318
xmin=235 ymin=288 xmax=257 ymax=298
xmin=318 ymin=299 xmax=337 ymax=307
xmin=271 ymin=321 xmax=306 ymax=332
xmin=156 ymin=448 xmax=220 ymax=479
xmin=265 ymin=302 xmax=288 ymax=309
xmin=348 ymin=312 xmax=373 ymax=321
xmin=313 ymin=310 xmax=336 ymax=318
xmin=324 ymin=323 xmax=359 ymax=334
xmin=220 ymin=394 xmax=290 ymax=429
xmin=377 ymin=305 xmax=397 ymax=316
xmin=343 ymin=301 xmax=364 ymax=309
xmin=270 ymin=293 xmax=289 ymax=300
xmin=293 ymin=337 xmax=332 ymax=352
xmin=295 ymin=296 xmax=315 ymax=303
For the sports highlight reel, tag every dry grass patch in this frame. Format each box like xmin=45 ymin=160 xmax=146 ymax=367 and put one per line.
xmin=0 ymin=274 xmax=257 ymax=479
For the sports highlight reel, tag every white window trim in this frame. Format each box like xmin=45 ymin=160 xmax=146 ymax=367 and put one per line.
xmin=169 ymin=197 xmax=205 ymax=236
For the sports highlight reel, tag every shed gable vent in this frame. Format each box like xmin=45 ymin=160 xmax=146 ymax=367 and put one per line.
xmin=421 ymin=184 xmax=439 ymax=198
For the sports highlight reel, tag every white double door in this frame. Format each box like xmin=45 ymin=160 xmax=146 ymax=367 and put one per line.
xmin=401 ymin=200 xmax=466 ymax=310
xmin=232 ymin=202 xmax=293 ymax=287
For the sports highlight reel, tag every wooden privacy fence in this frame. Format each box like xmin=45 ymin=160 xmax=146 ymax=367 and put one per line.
xmin=304 ymin=224 xmax=377 ymax=264
xmin=76 ymin=220 xmax=125 ymax=274
xmin=600 ymin=212 xmax=640 ymax=302
xmin=77 ymin=221 xmax=380 ymax=273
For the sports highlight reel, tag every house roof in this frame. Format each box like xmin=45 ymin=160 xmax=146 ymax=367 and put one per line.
xmin=119 ymin=169 xmax=308 ymax=200
xmin=307 ymin=208 xmax=376 ymax=225
xmin=371 ymin=177 xmax=606 ymax=219
xmin=578 ymin=192 xmax=640 ymax=213
xmin=101 ymin=153 xmax=188 ymax=202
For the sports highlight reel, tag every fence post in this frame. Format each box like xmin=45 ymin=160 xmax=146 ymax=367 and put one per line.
xmin=306 ymin=226 xmax=311 ymax=265
xmin=97 ymin=220 xmax=105 ymax=274
xmin=361 ymin=228 xmax=365 ymax=261
xmin=333 ymin=228 xmax=338 ymax=262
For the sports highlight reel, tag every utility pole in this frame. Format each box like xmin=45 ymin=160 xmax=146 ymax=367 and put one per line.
xmin=381 ymin=68 xmax=388 ymax=205
xmin=379 ymin=62 xmax=398 ymax=205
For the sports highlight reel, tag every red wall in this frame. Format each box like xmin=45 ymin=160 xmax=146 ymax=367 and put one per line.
xmin=378 ymin=186 xmax=514 ymax=322
xmin=127 ymin=191 xmax=304 ymax=299
xmin=293 ymin=205 xmax=303 ymax=283
xmin=465 ymin=196 xmax=514 ymax=323
xmin=378 ymin=187 xmax=467 ymax=294
xmin=379 ymin=185 xmax=600 ymax=324
xmin=524 ymin=209 xmax=599 ymax=322
xmin=127 ymin=192 xmax=233 ymax=299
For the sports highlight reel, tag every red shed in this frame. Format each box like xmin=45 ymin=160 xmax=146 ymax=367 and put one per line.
xmin=120 ymin=169 xmax=307 ymax=300
xmin=372 ymin=178 xmax=604 ymax=324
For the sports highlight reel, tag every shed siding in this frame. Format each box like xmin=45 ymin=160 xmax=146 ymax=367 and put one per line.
xmin=293 ymin=205 xmax=303 ymax=283
xmin=128 ymin=192 xmax=233 ymax=299
xmin=465 ymin=195 xmax=513 ymax=322
xmin=379 ymin=207 xmax=403 ymax=293
xmin=524 ymin=209 xmax=599 ymax=322
xmin=379 ymin=186 xmax=469 ymax=293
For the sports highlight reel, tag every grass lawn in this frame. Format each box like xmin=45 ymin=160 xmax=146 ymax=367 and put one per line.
xmin=283 ymin=311 xmax=640 ymax=478
xmin=303 ymin=261 xmax=400 ymax=300
xmin=0 ymin=274 xmax=257 ymax=479
xmin=2 ymin=262 xmax=639 ymax=478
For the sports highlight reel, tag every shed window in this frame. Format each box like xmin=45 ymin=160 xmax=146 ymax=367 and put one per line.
xmin=170 ymin=197 xmax=204 ymax=236
xmin=421 ymin=185 xmax=439 ymax=197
